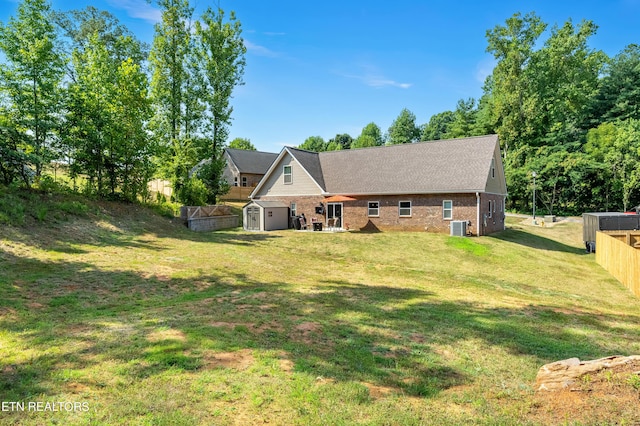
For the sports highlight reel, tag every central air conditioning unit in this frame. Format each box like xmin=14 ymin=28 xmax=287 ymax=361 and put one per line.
xmin=450 ymin=220 xmax=467 ymax=237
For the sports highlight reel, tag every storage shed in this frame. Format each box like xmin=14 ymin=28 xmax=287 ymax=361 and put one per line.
xmin=243 ymin=200 xmax=289 ymax=231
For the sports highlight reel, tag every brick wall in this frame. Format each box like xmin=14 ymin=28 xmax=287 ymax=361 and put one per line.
xmin=254 ymin=193 xmax=507 ymax=235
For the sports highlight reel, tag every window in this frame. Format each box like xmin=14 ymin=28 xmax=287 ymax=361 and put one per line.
xmin=491 ymin=158 xmax=495 ymax=179
xmin=283 ymin=165 xmax=292 ymax=184
xmin=368 ymin=201 xmax=379 ymax=217
xmin=488 ymin=200 xmax=494 ymax=218
xmin=242 ymin=176 xmax=247 ymax=187
xmin=290 ymin=203 xmax=297 ymax=217
xmin=233 ymin=177 xmax=238 ymax=187
xmin=268 ymin=211 xmax=273 ymax=217
xmin=443 ymin=200 xmax=453 ymax=220
xmin=399 ymin=201 xmax=411 ymax=217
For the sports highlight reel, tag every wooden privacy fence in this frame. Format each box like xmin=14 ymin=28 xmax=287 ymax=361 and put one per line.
xmin=595 ymin=231 xmax=640 ymax=297
xmin=220 ymin=186 xmax=253 ymax=201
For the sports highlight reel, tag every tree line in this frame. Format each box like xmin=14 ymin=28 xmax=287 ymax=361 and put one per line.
xmin=0 ymin=0 xmax=245 ymax=206
xmin=298 ymin=13 xmax=640 ymax=215
xmin=2 ymin=4 xmax=639 ymax=214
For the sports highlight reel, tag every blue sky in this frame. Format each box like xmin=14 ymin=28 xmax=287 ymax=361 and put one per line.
xmin=1 ymin=0 xmax=639 ymax=152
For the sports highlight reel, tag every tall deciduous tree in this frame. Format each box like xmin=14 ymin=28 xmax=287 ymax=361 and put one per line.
xmin=228 ymin=137 xmax=255 ymax=150
xmin=353 ymin=122 xmax=383 ymax=148
xmin=485 ymin=12 xmax=546 ymax=158
xmin=149 ymin=0 xmax=194 ymax=200
xmin=193 ymin=6 xmax=246 ymax=203
xmin=387 ymin=108 xmax=420 ymax=144
xmin=420 ymin=111 xmax=454 ymax=141
xmin=298 ymin=136 xmax=326 ymax=152
xmin=0 ymin=0 xmax=65 ymax=179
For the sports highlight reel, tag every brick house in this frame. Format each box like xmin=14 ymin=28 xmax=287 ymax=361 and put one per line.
xmin=244 ymin=135 xmax=507 ymax=236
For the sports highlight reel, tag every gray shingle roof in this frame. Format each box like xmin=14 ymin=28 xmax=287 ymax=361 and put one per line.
xmin=288 ymin=135 xmax=501 ymax=195
xmin=226 ymin=148 xmax=278 ymax=175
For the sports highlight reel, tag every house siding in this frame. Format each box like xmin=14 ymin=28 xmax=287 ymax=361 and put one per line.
xmin=478 ymin=193 xmax=506 ymax=235
xmin=254 ymin=153 xmax=323 ymax=197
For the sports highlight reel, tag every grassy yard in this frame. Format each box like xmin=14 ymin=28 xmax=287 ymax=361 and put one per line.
xmin=0 ymin=194 xmax=639 ymax=425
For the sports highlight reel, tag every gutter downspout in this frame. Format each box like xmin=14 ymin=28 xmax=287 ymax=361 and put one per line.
xmin=476 ymin=192 xmax=481 ymax=237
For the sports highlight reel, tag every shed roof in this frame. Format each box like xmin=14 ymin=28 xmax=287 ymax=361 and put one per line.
xmin=247 ymin=200 xmax=289 ymax=208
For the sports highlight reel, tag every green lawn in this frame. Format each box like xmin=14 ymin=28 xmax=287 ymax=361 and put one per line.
xmin=1 ymin=196 xmax=639 ymax=425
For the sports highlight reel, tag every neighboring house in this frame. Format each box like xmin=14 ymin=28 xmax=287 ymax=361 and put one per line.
xmin=222 ymin=148 xmax=279 ymax=188
xmin=245 ymin=135 xmax=507 ymax=235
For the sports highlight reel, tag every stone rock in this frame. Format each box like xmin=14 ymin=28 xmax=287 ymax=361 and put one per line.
xmin=535 ymin=355 xmax=640 ymax=391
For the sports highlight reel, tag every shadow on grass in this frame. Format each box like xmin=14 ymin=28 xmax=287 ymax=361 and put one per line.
xmin=2 ymin=249 xmax=639 ymax=406
xmin=489 ymin=228 xmax=586 ymax=255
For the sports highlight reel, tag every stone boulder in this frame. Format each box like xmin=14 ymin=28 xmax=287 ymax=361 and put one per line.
xmin=535 ymin=355 xmax=640 ymax=391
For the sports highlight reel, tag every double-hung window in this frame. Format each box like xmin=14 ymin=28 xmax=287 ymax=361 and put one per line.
xmin=443 ymin=200 xmax=453 ymax=220
xmin=283 ymin=165 xmax=292 ymax=184
xmin=368 ymin=201 xmax=379 ymax=217
xmin=399 ymin=201 xmax=412 ymax=217
xmin=242 ymin=176 xmax=247 ymax=187
xmin=290 ymin=203 xmax=297 ymax=217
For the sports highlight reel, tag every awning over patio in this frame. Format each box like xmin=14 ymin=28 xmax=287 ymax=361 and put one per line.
xmin=324 ymin=195 xmax=356 ymax=202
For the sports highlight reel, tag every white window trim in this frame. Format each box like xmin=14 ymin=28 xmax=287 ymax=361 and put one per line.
xmin=290 ymin=203 xmax=297 ymax=217
xmin=368 ymin=201 xmax=380 ymax=217
xmin=443 ymin=200 xmax=453 ymax=220
xmin=283 ymin=165 xmax=292 ymax=184
xmin=399 ymin=200 xmax=412 ymax=217
xmin=488 ymin=200 xmax=494 ymax=218
xmin=491 ymin=158 xmax=495 ymax=179
xmin=242 ymin=176 xmax=247 ymax=187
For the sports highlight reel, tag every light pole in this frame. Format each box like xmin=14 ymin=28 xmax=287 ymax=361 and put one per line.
xmin=532 ymin=171 xmax=537 ymax=221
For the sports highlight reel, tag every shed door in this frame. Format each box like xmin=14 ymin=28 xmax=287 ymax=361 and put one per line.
xmin=246 ymin=206 xmax=260 ymax=231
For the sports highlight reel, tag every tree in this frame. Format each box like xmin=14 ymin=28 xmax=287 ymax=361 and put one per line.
xmin=327 ymin=133 xmax=352 ymax=150
xmin=65 ymin=32 xmax=153 ymax=200
xmin=444 ymin=98 xmax=478 ymax=139
xmin=387 ymin=108 xmax=420 ymax=144
xmin=228 ymin=137 xmax=255 ymax=150
xmin=586 ymin=44 xmax=640 ymax=126
xmin=353 ymin=122 xmax=383 ymax=148
xmin=586 ymin=120 xmax=640 ymax=211
xmin=420 ymin=111 xmax=454 ymax=141
xmin=149 ymin=0 xmax=194 ymax=201
xmin=0 ymin=0 xmax=65 ymax=179
xmin=193 ymin=6 xmax=246 ymax=203
xmin=298 ymin=136 xmax=326 ymax=152
xmin=484 ymin=12 xmax=546 ymax=157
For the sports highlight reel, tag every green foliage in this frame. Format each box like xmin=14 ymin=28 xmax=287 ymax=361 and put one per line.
xmin=353 ymin=122 xmax=383 ymax=148
xmin=176 ymin=177 xmax=209 ymax=206
xmin=327 ymin=133 xmax=353 ymax=150
xmin=0 ymin=0 xmax=65 ymax=179
xmin=421 ymin=111 xmax=454 ymax=141
xmin=228 ymin=137 xmax=255 ymax=150
xmin=298 ymin=135 xmax=326 ymax=152
xmin=387 ymin=108 xmax=420 ymax=144
xmin=0 ymin=192 xmax=25 ymax=225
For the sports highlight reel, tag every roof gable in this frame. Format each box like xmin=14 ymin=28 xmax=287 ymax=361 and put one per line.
xmin=225 ymin=148 xmax=278 ymax=175
xmin=251 ymin=135 xmax=506 ymax=198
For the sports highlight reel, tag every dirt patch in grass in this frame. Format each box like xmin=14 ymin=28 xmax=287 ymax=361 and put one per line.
xmin=147 ymin=329 xmax=187 ymax=342
xmin=362 ymin=381 xmax=396 ymax=399
xmin=202 ymin=349 xmax=254 ymax=370
xmin=529 ymin=360 xmax=640 ymax=423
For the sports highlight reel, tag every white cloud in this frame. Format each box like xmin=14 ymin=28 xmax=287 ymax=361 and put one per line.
xmin=244 ymin=39 xmax=280 ymax=57
xmin=338 ymin=70 xmax=412 ymax=89
xmin=107 ymin=0 xmax=162 ymax=24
